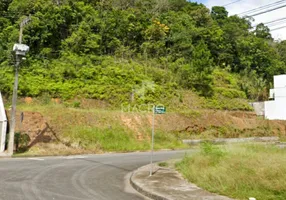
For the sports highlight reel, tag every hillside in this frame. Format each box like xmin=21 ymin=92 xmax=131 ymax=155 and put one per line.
xmin=1 ymin=0 xmax=286 ymax=155
xmin=0 ymin=0 xmax=286 ymax=103
xmin=5 ymin=95 xmax=284 ymax=155
xmin=4 ymin=69 xmax=286 ymax=155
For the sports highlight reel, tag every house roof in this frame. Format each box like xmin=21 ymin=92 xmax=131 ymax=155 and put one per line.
xmin=0 ymin=92 xmax=7 ymax=121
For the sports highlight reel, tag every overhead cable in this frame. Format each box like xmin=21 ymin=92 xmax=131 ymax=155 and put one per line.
xmin=250 ymin=4 xmax=286 ymax=17
xmin=261 ymin=17 xmax=286 ymax=25
xmin=222 ymin=0 xmax=244 ymax=7
xmin=267 ymin=20 xmax=286 ymax=27
xmin=253 ymin=18 xmax=286 ymax=28
xmin=270 ymin=25 xmax=286 ymax=31
xmin=238 ymin=0 xmax=286 ymax=15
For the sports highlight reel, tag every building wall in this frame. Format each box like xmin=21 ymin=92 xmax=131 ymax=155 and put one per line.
xmin=265 ymin=98 xmax=286 ymax=120
xmin=0 ymin=92 xmax=6 ymax=152
xmin=274 ymin=75 xmax=286 ymax=88
xmin=250 ymin=102 xmax=265 ymax=116
xmin=273 ymin=88 xmax=286 ymax=98
xmin=0 ymin=121 xmax=7 ymax=152
xmin=264 ymin=75 xmax=286 ymax=121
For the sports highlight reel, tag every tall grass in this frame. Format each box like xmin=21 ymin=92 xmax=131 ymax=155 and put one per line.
xmin=66 ymin=126 xmax=148 ymax=151
xmin=176 ymin=143 xmax=286 ymax=200
xmin=66 ymin=126 xmax=185 ymax=152
xmin=16 ymin=103 xmax=187 ymax=154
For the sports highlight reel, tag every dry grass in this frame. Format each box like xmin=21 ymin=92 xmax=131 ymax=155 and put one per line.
xmin=15 ymin=103 xmax=187 ymax=155
xmin=177 ymin=143 xmax=286 ymax=200
xmin=14 ymin=101 xmax=286 ymax=156
xmin=14 ymin=143 xmax=95 ymax=157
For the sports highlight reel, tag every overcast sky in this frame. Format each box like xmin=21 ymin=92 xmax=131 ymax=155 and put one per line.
xmin=194 ymin=0 xmax=286 ymax=41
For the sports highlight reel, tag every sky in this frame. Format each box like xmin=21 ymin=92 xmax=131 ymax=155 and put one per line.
xmin=194 ymin=0 xmax=286 ymax=41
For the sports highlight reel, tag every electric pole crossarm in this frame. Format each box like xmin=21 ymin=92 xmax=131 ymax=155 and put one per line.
xmin=19 ymin=15 xmax=31 ymax=44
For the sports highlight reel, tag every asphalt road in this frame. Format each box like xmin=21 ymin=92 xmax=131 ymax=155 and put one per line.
xmin=0 ymin=150 xmax=188 ymax=200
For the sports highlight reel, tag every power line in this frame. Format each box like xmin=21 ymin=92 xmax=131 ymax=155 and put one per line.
xmin=253 ymin=18 xmax=286 ymax=28
xmin=250 ymin=4 xmax=286 ymax=17
xmin=270 ymin=25 xmax=286 ymax=31
xmin=239 ymin=0 xmax=286 ymax=15
xmin=238 ymin=0 xmax=286 ymax=15
xmin=262 ymin=17 xmax=286 ymax=25
xmin=267 ymin=20 xmax=286 ymax=27
xmin=222 ymin=0 xmax=243 ymax=7
xmin=252 ymin=21 xmax=286 ymax=32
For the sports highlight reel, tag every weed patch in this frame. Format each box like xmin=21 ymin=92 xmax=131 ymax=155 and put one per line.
xmin=177 ymin=144 xmax=286 ymax=200
xmin=65 ymin=126 xmax=186 ymax=152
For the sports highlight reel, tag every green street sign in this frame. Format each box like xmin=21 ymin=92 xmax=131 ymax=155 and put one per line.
xmin=154 ymin=106 xmax=166 ymax=114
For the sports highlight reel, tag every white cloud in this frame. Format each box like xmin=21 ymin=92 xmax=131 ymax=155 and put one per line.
xmin=204 ymin=0 xmax=286 ymax=41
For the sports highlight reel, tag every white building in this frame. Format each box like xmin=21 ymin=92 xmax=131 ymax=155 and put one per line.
xmin=265 ymin=75 xmax=286 ymax=120
xmin=0 ymin=92 xmax=7 ymax=152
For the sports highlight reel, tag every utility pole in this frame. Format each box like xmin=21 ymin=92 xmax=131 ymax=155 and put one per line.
xmin=7 ymin=16 xmax=31 ymax=156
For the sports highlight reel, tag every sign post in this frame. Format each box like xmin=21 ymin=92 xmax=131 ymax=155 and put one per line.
xmin=150 ymin=105 xmax=166 ymax=176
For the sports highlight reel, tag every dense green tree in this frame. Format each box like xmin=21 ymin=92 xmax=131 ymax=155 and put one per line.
xmin=180 ymin=41 xmax=214 ymax=96
xmin=236 ymin=35 xmax=283 ymax=80
xmin=255 ymin=23 xmax=273 ymax=40
xmin=0 ymin=0 xmax=285 ymax=101
xmin=277 ymin=40 xmax=286 ymax=64
xmin=211 ymin=6 xmax=228 ymax=25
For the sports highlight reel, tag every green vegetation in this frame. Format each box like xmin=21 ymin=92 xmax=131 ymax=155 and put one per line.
xmin=2 ymin=1 xmax=286 ymax=157
xmin=65 ymin=126 xmax=185 ymax=152
xmin=13 ymin=103 xmax=189 ymax=155
xmin=11 ymin=100 xmax=283 ymax=156
xmin=0 ymin=0 xmax=285 ymax=106
xmin=158 ymin=162 xmax=168 ymax=167
xmin=177 ymin=143 xmax=286 ymax=200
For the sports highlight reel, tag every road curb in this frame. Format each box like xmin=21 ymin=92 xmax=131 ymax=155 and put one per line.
xmin=130 ymin=164 xmax=233 ymax=200
xmin=0 ymin=152 xmax=11 ymax=158
xmin=183 ymin=136 xmax=279 ymax=145
xmin=130 ymin=166 xmax=170 ymax=200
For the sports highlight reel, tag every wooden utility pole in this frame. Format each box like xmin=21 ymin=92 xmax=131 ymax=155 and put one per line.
xmin=7 ymin=16 xmax=31 ymax=155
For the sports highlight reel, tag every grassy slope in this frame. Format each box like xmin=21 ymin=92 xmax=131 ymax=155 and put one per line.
xmin=176 ymin=143 xmax=286 ymax=200
xmin=7 ymin=69 xmax=285 ymax=155
xmin=13 ymin=95 xmax=285 ymax=156
xmin=15 ymin=104 xmax=189 ymax=155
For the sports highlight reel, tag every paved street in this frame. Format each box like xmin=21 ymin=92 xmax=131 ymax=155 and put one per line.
xmin=0 ymin=151 xmax=187 ymax=200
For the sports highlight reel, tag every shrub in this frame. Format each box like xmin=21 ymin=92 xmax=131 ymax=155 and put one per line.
xmin=200 ymin=142 xmax=226 ymax=163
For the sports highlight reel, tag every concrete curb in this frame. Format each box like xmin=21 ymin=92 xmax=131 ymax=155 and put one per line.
xmin=130 ymin=164 xmax=232 ymax=200
xmin=0 ymin=152 xmax=11 ymax=158
xmin=183 ymin=136 xmax=279 ymax=145
xmin=130 ymin=166 xmax=170 ymax=200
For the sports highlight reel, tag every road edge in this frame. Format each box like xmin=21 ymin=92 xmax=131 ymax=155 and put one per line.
xmin=130 ymin=163 xmax=233 ymax=200
xmin=130 ymin=166 xmax=170 ymax=200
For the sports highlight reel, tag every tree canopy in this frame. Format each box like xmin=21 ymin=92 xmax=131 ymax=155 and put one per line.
xmin=0 ymin=0 xmax=285 ymax=103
